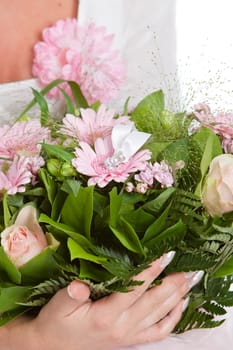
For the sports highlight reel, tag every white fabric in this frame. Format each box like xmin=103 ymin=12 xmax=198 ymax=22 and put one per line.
xmin=0 ymin=79 xmax=65 ymax=123
xmin=0 ymin=0 xmax=233 ymax=348
xmin=79 ymin=0 xmax=233 ymax=112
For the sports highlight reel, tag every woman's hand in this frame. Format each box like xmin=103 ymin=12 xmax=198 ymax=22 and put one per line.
xmin=7 ymin=252 xmax=203 ymax=350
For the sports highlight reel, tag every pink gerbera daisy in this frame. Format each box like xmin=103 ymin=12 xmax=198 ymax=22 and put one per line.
xmin=0 ymin=157 xmax=32 ymax=195
xmin=33 ymin=19 xmax=126 ymax=104
xmin=0 ymin=120 xmax=51 ymax=160
xmin=61 ymin=104 xmax=130 ymax=145
xmin=72 ymin=136 xmax=151 ymax=188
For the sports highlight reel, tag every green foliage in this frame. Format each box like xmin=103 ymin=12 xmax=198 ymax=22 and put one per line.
xmin=175 ymin=275 xmax=233 ymax=333
xmin=194 ymin=128 xmax=223 ymax=196
xmin=61 ymin=187 xmax=94 ymax=239
xmin=1 ymin=84 xmax=233 ymax=331
xmin=0 ymin=247 xmax=21 ymax=284
xmin=131 ymin=90 xmax=165 ymax=134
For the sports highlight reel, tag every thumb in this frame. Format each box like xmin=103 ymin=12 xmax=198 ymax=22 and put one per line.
xmin=43 ymin=280 xmax=91 ymax=317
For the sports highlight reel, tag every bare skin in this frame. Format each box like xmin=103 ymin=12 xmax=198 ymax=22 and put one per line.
xmin=1 ymin=256 xmax=203 ymax=350
xmin=0 ymin=0 xmax=77 ymax=83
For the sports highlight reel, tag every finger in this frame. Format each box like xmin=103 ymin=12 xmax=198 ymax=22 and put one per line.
xmin=100 ymin=251 xmax=175 ymax=317
xmin=132 ymin=298 xmax=186 ymax=346
xmin=129 ymin=270 xmax=204 ymax=329
xmin=41 ymin=280 xmax=91 ymax=318
xmin=129 ymin=272 xmax=189 ymax=329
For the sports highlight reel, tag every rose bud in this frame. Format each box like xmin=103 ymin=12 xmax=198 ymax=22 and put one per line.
xmin=202 ymin=154 xmax=233 ymax=217
xmin=1 ymin=205 xmax=47 ymax=268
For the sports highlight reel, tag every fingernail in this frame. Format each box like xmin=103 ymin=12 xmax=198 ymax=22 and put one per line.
xmin=185 ymin=270 xmax=204 ymax=288
xmin=67 ymin=283 xmax=75 ymax=299
xmin=182 ymin=296 xmax=190 ymax=312
xmin=159 ymin=251 xmax=176 ymax=269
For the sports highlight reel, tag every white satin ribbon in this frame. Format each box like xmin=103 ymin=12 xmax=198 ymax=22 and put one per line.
xmin=105 ymin=123 xmax=151 ymax=169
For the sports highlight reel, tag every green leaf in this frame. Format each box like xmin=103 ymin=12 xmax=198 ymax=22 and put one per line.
xmin=58 ymin=88 xmax=75 ymax=114
xmin=39 ymin=214 xmax=95 ymax=251
xmin=3 ymin=193 xmax=11 ymax=227
xmin=90 ymin=101 xmax=101 ymax=111
xmin=109 ymin=187 xmax=122 ymax=228
xmin=147 ymin=138 xmax=172 ymax=161
xmin=19 ymin=248 xmax=60 ymax=284
xmin=0 ymin=247 xmax=21 ymax=284
xmin=31 ymin=88 xmax=49 ymax=125
xmin=68 ymin=81 xmax=88 ymax=109
xmin=194 ymin=128 xmax=222 ymax=196
xmin=79 ymin=260 xmax=113 ymax=281
xmin=0 ymin=307 xmax=27 ymax=326
xmin=110 ymin=217 xmax=145 ymax=256
xmin=144 ymin=220 xmax=186 ymax=248
xmin=123 ymin=96 xmax=131 ymax=115
xmin=23 ymin=188 xmax=45 ymax=197
xmin=61 ymin=186 xmax=94 ymax=239
xmin=61 ymin=179 xmax=81 ymax=196
xmin=68 ymin=238 xmax=107 ymax=264
xmin=17 ymin=79 xmax=88 ymax=119
xmin=158 ymin=138 xmax=189 ymax=164
xmin=142 ymin=205 xmax=170 ymax=244
xmin=39 ymin=168 xmax=57 ymax=205
xmin=0 ymin=286 xmax=30 ymax=312
xmin=142 ymin=187 xmax=176 ymax=214
xmin=131 ymin=90 xmax=165 ymax=133
xmin=122 ymin=208 xmax=154 ymax=234
xmin=213 ymin=256 xmax=233 ymax=278
xmin=93 ymin=191 xmax=108 ymax=216
xmin=51 ymin=190 xmax=68 ymax=221
xmin=42 ymin=144 xmax=73 ymax=162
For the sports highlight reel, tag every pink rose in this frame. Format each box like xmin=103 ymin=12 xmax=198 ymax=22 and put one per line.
xmin=202 ymin=154 xmax=233 ymax=217
xmin=1 ymin=206 xmax=47 ymax=268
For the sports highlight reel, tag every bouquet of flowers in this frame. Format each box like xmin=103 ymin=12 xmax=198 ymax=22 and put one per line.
xmin=1 ymin=81 xmax=233 ymax=332
xmin=1 ymin=18 xmax=233 ymax=333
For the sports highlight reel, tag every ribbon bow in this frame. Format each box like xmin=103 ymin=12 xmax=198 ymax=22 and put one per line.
xmin=105 ymin=123 xmax=151 ymax=169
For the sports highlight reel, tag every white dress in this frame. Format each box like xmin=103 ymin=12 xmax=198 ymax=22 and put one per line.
xmin=1 ymin=0 xmax=233 ymax=349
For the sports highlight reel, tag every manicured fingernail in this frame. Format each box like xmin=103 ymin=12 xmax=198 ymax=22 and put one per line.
xmin=185 ymin=270 xmax=204 ymax=288
xmin=159 ymin=251 xmax=176 ymax=269
xmin=67 ymin=283 xmax=75 ymax=299
xmin=182 ymin=296 xmax=190 ymax=312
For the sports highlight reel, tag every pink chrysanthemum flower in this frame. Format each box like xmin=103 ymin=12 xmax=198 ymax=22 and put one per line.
xmin=0 ymin=120 xmax=51 ymax=160
xmin=222 ymin=139 xmax=233 ymax=153
xmin=0 ymin=157 xmax=32 ymax=195
xmin=72 ymin=136 xmax=151 ymax=188
xmin=134 ymin=164 xmax=154 ymax=186
xmin=33 ymin=19 xmax=126 ymax=104
xmin=194 ymin=103 xmax=233 ymax=153
xmin=61 ymin=104 xmax=130 ymax=145
xmin=194 ymin=103 xmax=233 ymax=139
xmin=152 ymin=161 xmax=174 ymax=188
xmin=135 ymin=161 xmax=174 ymax=188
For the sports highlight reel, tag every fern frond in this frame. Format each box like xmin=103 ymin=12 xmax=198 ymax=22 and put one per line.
xmin=30 ymin=276 xmax=68 ymax=298
xmin=202 ymin=302 xmax=227 ymax=316
xmin=175 ymin=309 xmax=224 ymax=333
xmin=166 ymin=251 xmax=216 ymax=273
xmin=18 ymin=297 xmax=48 ymax=307
xmin=172 ymin=189 xmax=204 ymax=221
